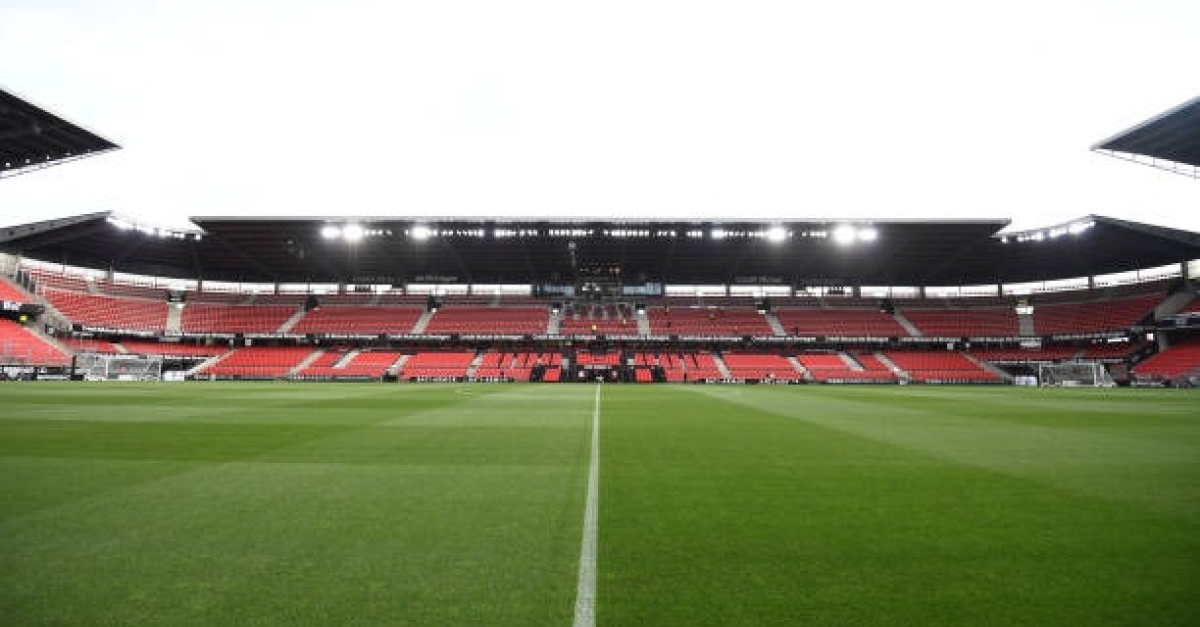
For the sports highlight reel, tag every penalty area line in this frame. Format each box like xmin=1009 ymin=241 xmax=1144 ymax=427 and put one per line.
xmin=572 ymin=382 xmax=601 ymax=627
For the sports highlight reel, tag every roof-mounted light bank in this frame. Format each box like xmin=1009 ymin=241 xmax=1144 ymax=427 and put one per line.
xmin=106 ymin=215 xmax=203 ymax=241
xmin=1000 ymin=220 xmax=1095 ymax=244
xmin=315 ymin=222 xmax=877 ymax=244
xmin=320 ymin=224 xmax=393 ymax=241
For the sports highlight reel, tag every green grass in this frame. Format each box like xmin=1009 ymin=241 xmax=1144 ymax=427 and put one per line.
xmin=2 ymin=383 xmax=1199 ymax=626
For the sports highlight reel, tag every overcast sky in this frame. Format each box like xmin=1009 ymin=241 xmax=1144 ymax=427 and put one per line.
xmin=1 ymin=0 xmax=1198 ymax=233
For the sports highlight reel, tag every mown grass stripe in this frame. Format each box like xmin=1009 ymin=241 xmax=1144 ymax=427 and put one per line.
xmin=572 ymin=383 xmax=601 ymax=627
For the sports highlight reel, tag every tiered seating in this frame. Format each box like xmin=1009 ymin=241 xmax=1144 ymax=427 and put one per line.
xmin=59 ymin=337 xmax=122 ymax=354
xmin=969 ymin=346 xmax=1080 ymax=363
xmin=0 ymin=277 xmax=30 ymax=302
xmin=634 ymin=352 xmax=686 ymax=381
xmin=399 ymin=351 xmax=476 ymax=379
xmin=902 ymin=307 xmax=1018 ymax=337
xmin=1133 ymin=339 xmax=1200 ymax=380
xmin=1176 ymin=298 xmax=1200 ymax=315
xmin=296 ymin=350 xmax=402 ymax=379
xmin=796 ymin=352 xmax=894 ymax=383
xmin=316 ymin=292 xmax=377 ymax=305
xmin=575 ymin=351 xmax=622 ymax=367
xmin=647 ymin=307 xmax=774 ymax=337
xmin=560 ymin=304 xmax=639 ymax=336
xmin=199 ymin=346 xmax=315 ymax=378
xmin=853 ymin=353 xmax=898 ymax=377
xmin=247 ymin=294 xmax=307 ymax=306
xmin=775 ymin=308 xmax=908 ymax=337
xmin=1032 ymin=295 xmax=1160 ymax=335
xmin=187 ymin=290 xmax=248 ymax=304
xmin=882 ymin=350 xmax=1000 ymax=383
xmin=291 ymin=306 xmax=423 ymax=335
xmin=472 ymin=351 xmax=562 ymax=381
xmin=0 ymin=319 xmax=71 ymax=365
xmin=721 ymin=352 xmax=803 ymax=381
xmin=374 ymin=292 xmax=429 ymax=306
xmin=1079 ymin=342 xmax=1144 ymax=361
xmin=25 ymin=268 xmax=92 ymax=293
xmin=119 ymin=340 xmax=227 ymax=357
xmin=96 ymin=280 xmax=165 ymax=300
xmin=423 ymin=307 xmax=547 ymax=335
xmin=688 ymin=352 xmax=726 ymax=380
xmin=42 ymin=289 xmax=168 ymax=332
xmin=181 ymin=303 xmax=297 ymax=334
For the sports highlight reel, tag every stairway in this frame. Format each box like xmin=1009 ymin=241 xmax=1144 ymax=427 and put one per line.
xmin=286 ymin=349 xmax=325 ymax=376
xmin=713 ymin=353 xmax=732 ymax=379
xmin=787 ymin=355 xmax=813 ymax=381
xmin=1017 ymin=311 xmax=1036 ymax=337
xmin=165 ymin=303 xmax=184 ymax=335
xmin=411 ymin=311 xmax=435 ymax=334
xmin=765 ymin=313 xmax=787 ymax=336
xmin=277 ymin=307 xmax=308 ymax=333
xmin=962 ymin=351 xmax=1011 ymax=382
xmin=892 ymin=311 xmax=922 ymax=337
xmin=636 ymin=312 xmax=651 ymax=336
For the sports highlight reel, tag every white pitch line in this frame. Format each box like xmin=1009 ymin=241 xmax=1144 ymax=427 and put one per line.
xmin=572 ymin=382 xmax=601 ymax=627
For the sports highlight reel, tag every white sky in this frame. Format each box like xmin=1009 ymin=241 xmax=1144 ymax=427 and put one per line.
xmin=1 ymin=0 xmax=1198 ymax=233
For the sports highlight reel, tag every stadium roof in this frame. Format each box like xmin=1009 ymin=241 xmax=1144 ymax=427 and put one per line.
xmin=2 ymin=214 xmax=1198 ymax=289
xmin=1093 ymin=95 xmax=1200 ymax=176
xmin=0 ymin=87 xmax=120 ymax=178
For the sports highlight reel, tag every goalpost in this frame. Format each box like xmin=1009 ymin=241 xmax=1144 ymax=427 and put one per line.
xmin=1037 ymin=361 xmax=1116 ymax=387
xmin=76 ymin=352 xmax=163 ymax=381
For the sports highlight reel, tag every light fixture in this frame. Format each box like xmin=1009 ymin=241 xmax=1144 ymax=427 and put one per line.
xmin=766 ymin=226 xmax=787 ymax=243
xmin=320 ymin=225 xmax=341 ymax=239
xmin=832 ymin=225 xmax=857 ymax=245
xmin=342 ymin=224 xmax=365 ymax=242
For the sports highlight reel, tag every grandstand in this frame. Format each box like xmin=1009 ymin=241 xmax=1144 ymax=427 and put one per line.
xmin=0 ymin=213 xmax=1197 ymax=385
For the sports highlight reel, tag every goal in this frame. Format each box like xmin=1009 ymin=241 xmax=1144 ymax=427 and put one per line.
xmin=1037 ymin=361 xmax=1115 ymax=387
xmin=76 ymin=352 xmax=163 ymax=381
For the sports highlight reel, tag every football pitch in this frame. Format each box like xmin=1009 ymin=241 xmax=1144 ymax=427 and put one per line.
xmin=2 ymin=382 xmax=1198 ymax=626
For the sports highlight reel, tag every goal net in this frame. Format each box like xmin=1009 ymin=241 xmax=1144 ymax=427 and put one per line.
xmin=1037 ymin=361 xmax=1115 ymax=387
xmin=76 ymin=352 xmax=163 ymax=381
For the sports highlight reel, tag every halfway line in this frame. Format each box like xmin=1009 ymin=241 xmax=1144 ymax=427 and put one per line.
xmin=572 ymin=382 xmax=601 ymax=627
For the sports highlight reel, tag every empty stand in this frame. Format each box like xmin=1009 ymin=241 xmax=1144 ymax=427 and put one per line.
xmin=883 ymin=350 xmax=1000 ymax=383
xmin=1032 ymin=295 xmax=1160 ymax=335
xmin=199 ymin=346 xmax=315 ymax=378
xmin=647 ymin=307 xmax=774 ymax=337
xmin=902 ymin=307 xmax=1018 ymax=337
xmin=423 ymin=307 xmax=547 ymax=335
xmin=296 ymin=350 xmax=402 ymax=379
xmin=796 ymin=352 xmax=895 ymax=383
xmin=721 ymin=352 xmax=802 ymax=381
xmin=42 ymin=288 xmax=168 ymax=333
xmin=399 ymin=351 xmax=476 ymax=379
xmin=1133 ymin=339 xmax=1200 ymax=380
xmin=775 ymin=308 xmax=908 ymax=338
xmin=291 ymin=305 xmax=423 ymax=335
xmin=181 ymin=303 xmax=296 ymax=334
xmin=0 ymin=319 xmax=71 ymax=365
xmin=119 ymin=340 xmax=227 ymax=357
xmin=0 ymin=277 xmax=30 ymax=302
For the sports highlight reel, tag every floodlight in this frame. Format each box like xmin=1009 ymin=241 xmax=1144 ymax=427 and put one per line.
xmin=320 ymin=225 xmax=341 ymax=239
xmin=711 ymin=228 xmax=728 ymax=240
xmin=858 ymin=227 xmax=878 ymax=242
xmin=766 ymin=226 xmax=787 ymax=242
xmin=832 ymin=225 xmax=856 ymax=245
xmin=412 ymin=225 xmax=433 ymax=240
xmin=342 ymin=224 xmax=365 ymax=242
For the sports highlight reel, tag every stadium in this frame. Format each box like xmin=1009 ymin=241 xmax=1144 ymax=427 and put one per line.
xmin=3 ymin=81 xmax=1200 ymax=627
